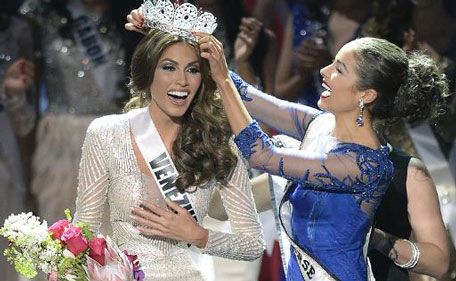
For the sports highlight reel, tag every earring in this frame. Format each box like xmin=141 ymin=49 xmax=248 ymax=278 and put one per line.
xmin=142 ymin=92 xmax=147 ymax=99
xmin=356 ymin=98 xmax=364 ymax=126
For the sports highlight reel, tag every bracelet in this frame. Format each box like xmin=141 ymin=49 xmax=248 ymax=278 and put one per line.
xmin=393 ymin=239 xmax=420 ymax=269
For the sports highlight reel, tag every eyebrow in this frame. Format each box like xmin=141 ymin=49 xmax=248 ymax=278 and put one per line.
xmin=159 ymin=58 xmax=200 ymax=67
xmin=336 ymin=59 xmax=348 ymax=73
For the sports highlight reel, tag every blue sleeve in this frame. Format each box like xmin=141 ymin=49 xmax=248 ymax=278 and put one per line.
xmin=230 ymin=71 xmax=321 ymax=140
xmin=234 ymin=120 xmax=393 ymax=198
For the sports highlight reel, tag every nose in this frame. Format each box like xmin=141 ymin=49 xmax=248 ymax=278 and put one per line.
xmin=320 ymin=63 xmax=330 ymax=78
xmin=176 ymin=69 xmax=189 ymax=86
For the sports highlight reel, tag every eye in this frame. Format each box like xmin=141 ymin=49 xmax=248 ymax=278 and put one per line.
xmin=336 ymin=67 xmax=343 ymax=74
xmin=187 ymin=66 xmax=200 ymax=74
xmin=161 ymin=64 xmax=175 ymax=71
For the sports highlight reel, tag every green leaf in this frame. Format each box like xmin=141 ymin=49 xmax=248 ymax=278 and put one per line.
xmin=64 ymin=209 xmax=72 ymax=221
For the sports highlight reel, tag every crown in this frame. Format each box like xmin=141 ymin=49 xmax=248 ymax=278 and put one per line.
xmin=140 ymin=0 xmax=218 ymax=42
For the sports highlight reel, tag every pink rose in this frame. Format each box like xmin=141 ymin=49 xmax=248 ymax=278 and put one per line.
xmin=48 ymin=220 xmax=69 ymax=244
xmin=61 ymin=225 xmax=88 ymax=256
xmin=89 ymin=238 xmax=107 ymax=266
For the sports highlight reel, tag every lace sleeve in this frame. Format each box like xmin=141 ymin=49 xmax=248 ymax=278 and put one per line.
xmin=201 ymin=148 xmax=265 ymax=261
xmin=234 ymin=121 xmax=393 ymax=197
xmin=73 ymin=119 xmax=110 ymax=233
xmin=230 ymin=71 xmax=320 ymax=140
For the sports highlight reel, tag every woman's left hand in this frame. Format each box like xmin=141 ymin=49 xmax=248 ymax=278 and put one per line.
xmin=131 ymin=200 xmax=208 ymax=248
xmin=193 ymin=32 xmax=230 ymax=85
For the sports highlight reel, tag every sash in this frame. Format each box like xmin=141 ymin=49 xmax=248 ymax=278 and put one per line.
xmin=128 ymin=107 xmax=199 ymax=223
xmin=67 ymin=0 xmax=122 ymax=99
xmin=68 ymin=1 xmax=108 ymax=67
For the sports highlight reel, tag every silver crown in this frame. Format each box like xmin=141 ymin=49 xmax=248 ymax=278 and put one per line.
xmin=140 ymin=0 xmax=218 ymax=42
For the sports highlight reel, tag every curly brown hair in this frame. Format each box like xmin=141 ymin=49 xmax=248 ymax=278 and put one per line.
xmin=125 ymin=29 xmax=237 ymax=193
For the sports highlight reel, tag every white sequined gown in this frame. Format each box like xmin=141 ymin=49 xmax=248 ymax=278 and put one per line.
xmin=73 ymin=113 xmax=265 ymax=281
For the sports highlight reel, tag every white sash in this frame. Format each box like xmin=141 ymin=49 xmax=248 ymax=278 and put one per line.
xmin=128 ymin=107 xmax=199 ymax=223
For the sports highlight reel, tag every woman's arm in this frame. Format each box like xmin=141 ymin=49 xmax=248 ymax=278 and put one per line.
xmin=208 ymin=172 xmax=272 ymax=221
xmin=201 ymin=151 xmax=265 ymax=261
xmin=198 ymin=33 xmax=390 ymax=195
xmin=371 ymin=158 xmax=449 ymax=278
xmin=274 ymin=14 xmax=310 ymax=100
xmin=73 ymin=119 xmax=110 ymax=234
xmin=230 ymin=71 xmax=320 ymax=140
xmin=2 ymin=58 xmax=36 ymax=137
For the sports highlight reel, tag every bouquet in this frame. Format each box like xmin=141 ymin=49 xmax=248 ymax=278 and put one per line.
xmin=0 ymin=209 xmax=144 ymax=281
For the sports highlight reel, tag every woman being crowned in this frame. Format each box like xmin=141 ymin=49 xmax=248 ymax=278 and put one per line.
xmin=72 ymin=1 xmax=265 ymax=280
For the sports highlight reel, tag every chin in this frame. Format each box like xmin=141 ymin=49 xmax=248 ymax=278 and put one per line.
xmin=317 ymin=99 xmax=327 ymax=111
xmin=167 ymin=107 xmax=191 ymax=119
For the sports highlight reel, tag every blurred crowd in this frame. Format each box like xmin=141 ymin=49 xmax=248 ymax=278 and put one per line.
xmin=1 ymin=0 xmax=455 ymax=280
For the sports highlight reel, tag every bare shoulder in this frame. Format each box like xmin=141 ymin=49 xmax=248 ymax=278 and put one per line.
xmin=407 ymin=157 xmax=431 ymax=180
xmin=406 ymin=157 xmax=435 ymax=193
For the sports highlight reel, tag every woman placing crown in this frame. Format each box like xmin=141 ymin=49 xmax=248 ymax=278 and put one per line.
xmin=72 ymin=1 xmax=265 ymax=280
xmin=195 ymin=34 xmax=449 ymax=280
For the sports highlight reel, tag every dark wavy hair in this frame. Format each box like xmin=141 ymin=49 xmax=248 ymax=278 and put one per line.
xmin=351 ymin=37 xmax=449 ymax=125
xmin=125 ymin=29 xmax=237 ymax=192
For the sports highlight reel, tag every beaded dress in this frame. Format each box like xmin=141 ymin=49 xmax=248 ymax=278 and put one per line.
xmin=20 ymin=0 xmax=127 ymax=224
xmin=230 ymin=72 xmax=394 ymax=281
xmin=73 ymin=113 xmax=265 ymax=281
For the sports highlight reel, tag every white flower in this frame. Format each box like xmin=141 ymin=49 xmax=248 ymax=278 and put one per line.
xmin=1 ymin=212 xmax=48 ymax=244
xmin=65 ymin=272 xmax=77 ymax=281
xmin=63 ymin=249 xmax=76 ymax=259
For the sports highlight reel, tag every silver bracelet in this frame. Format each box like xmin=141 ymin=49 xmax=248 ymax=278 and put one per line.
xmin=393 ymin=239 xmax=420 ymax=269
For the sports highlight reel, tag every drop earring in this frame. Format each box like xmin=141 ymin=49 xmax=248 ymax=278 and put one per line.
xmin=356 ymin=98 xmax=364 ymax=126
xmin=142 ymin=92 xmax=147 ymax=99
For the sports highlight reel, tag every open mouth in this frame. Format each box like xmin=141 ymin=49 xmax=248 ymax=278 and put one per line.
xmin=167 ymin=91 xmax=189 ymax=100
xmin=321 ymin=82 xmax=331 ymax=98
xmin=167 ymin=91 xmax=190 ymax=105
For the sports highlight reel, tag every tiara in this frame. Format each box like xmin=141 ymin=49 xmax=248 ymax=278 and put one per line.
xmin=140 ymin=0 xmax=218 ymax=42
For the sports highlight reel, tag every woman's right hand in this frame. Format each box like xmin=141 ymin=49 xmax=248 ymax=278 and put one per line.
xmin=125 ymin=9 xmax=148 ymax=34
xmin=234 ymin=17 xmax=263 ymax=63
xmin=3 ymin=58 xmax=34 ymax=96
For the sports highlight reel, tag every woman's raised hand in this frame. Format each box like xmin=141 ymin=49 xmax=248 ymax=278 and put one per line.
xmin=125 ymin=9 xmax=148 ymax=34
xmin=234 ymin=17 xmax=262 ymax=63
xmin=194 ymin=32 xmax=230 ymax=85
xmin=3 ymin=58 xmax=34 ymax=95
xmin=131 ymin=200 xmax=208 ymax=248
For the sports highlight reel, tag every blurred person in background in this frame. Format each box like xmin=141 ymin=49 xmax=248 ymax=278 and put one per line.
xmin=0 ymin=1 xmax=36 ymax=280
xmin=275 ymin=0 xmax=373 ymax=107
xmin=18 ymin=0 xmax=142 ymax=229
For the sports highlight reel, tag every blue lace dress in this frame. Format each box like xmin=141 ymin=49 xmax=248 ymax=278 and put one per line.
xmin=230 ymin=72 xmax=394 ymax=281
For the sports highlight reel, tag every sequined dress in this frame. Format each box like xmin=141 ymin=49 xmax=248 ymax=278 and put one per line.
xmin=73 ymin=113 xmax=265 ymax=281
xmin=20 ymin=0 xmax=127 ymax=224
xmin=230 ymin=72 xmax=394 ymax=281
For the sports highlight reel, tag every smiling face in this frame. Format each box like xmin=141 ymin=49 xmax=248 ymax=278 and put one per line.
xmin=318 ymin=42 xmax=363 ymax=116
xmin=149 ymin=42 xmax=202 ymax=121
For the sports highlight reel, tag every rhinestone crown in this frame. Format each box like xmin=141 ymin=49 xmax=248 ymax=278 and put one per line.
xmin=141 ymin=0 xmax=218 ymax=42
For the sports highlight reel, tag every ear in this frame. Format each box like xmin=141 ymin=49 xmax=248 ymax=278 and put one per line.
xmin=362 ymin=89 xmax=377 ymax=105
